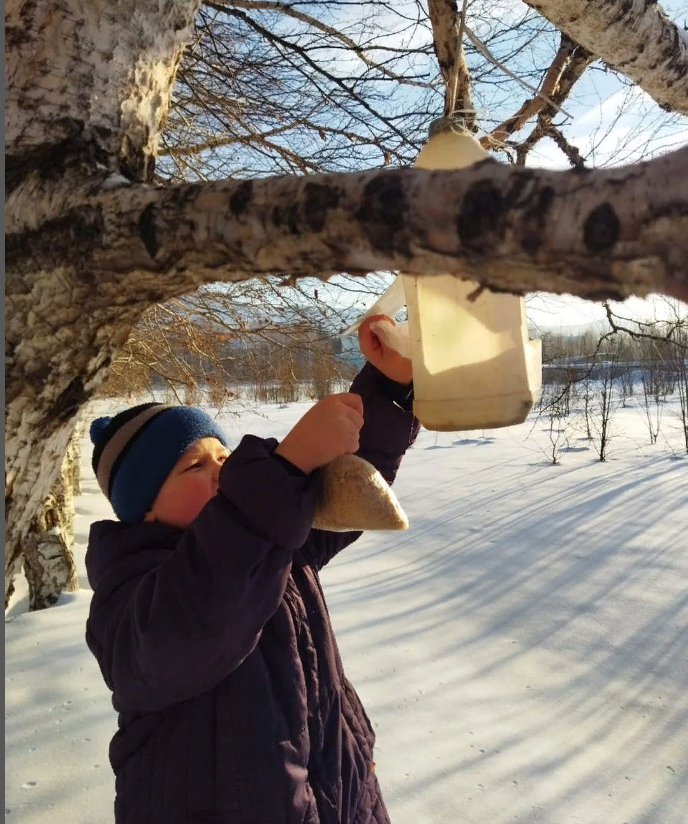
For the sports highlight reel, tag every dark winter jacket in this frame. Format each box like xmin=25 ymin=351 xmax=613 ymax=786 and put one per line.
xmin=85 ymin=363 xmax=420 ymax=824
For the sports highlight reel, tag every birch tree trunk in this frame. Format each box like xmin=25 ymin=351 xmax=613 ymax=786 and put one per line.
xmin=21 ymin=431 xmax=81 ymax=611
xmin=5 ymin=0 xmax=688 ymax=606
xmin=5 ymin=0 xmax=202 ymax=605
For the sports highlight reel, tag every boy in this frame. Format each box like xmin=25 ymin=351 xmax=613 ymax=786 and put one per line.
xmin=85 ymin=316 xmax=419 ymax=824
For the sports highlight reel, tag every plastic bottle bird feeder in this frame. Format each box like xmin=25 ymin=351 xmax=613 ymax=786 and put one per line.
xmin=346 ymin=125 xmax=542 ymax=432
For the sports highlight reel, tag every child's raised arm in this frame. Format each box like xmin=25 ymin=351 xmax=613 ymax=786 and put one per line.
xmin=274 ymin=392 xmax=364 ymax=474
xmin=86 ymin=434 xmax=317 ymax=714
xmin=302 ymin=317 xmax=420 ymax=570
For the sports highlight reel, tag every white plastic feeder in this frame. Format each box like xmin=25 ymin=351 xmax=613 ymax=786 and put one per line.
xmin=346 ymin=126 xmax=542 ymax=432
xmin=404 ymin=127 xmax=541 ymax=430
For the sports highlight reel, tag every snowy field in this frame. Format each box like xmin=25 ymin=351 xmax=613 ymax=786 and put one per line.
xmin=5 ymin=392 xmax=688 ymax=823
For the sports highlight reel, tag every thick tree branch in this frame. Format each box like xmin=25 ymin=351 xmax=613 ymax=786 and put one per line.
xmin=526 ymin=0 xmax=688 ymax=115
xmin=5 ymin=0 xmax=202 ymax=181
xmin=7 ymin=147 xmax=688 ymax=307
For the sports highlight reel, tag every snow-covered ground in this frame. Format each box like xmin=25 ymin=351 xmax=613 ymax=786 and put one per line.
xmin=6 ymin=394 xmax=688 ymax=823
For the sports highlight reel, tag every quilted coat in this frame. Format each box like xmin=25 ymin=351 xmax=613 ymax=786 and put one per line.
xmin=85 ymin=363 xmax=419 ymax=823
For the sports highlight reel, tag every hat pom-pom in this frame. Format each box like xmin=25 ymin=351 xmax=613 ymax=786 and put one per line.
xmin=90 ymin=416 xmax=112 ymax=445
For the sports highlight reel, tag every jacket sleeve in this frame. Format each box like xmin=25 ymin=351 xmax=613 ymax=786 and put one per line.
xmin=86 ymin=435 xmax=316 ymax=714
xmin=303 ymin=361 xmax=420 ymax=571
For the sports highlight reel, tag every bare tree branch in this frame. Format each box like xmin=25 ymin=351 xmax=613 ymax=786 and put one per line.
xmin=546 ymin=124 xmax=587 ymax=169
xmin=205 ymin=2 xmax=418 ymax=151
xmin=480 ymin=34 xmax=575 ymax=149
xmin=209 ymin=0 xmax=434 ymax=89
xmin=515 ymin=42 xmax=596 ymax=164
xmin=604 ymin=301 xmax=688 ymax=348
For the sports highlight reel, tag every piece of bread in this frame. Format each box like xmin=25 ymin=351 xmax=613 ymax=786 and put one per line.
xmin=312 ymin=454 xmax=409 ymax=532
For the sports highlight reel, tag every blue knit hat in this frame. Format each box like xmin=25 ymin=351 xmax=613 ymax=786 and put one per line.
xmin=90 ymin=403 xmax=228 ymax=522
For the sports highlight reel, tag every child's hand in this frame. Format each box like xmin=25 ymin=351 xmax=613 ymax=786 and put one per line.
xmin=358 ymin=315 xmax=413 ymax=385
xmin=274 ymin=393 xmax=364 ymax=474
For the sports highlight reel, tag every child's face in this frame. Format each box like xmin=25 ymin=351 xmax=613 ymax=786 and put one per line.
xmin=144 ymin=437 xmax=230 ymax=529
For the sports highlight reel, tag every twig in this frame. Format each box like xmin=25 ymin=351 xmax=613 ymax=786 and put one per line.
xmin=604 ymin=303 xmax=688 ymax=348
xmin=546 ymin=124 xmax=587 ymax=169
xmin=209 ymin=0 xmax=433 ymax=90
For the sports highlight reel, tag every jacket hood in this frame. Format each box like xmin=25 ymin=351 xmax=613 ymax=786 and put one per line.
xmin=86 ymin=519 xmax=181 ymax=591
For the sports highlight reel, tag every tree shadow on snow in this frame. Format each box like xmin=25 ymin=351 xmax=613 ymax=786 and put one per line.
xmin=324 ymin=453 xmax=688 ymax=824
